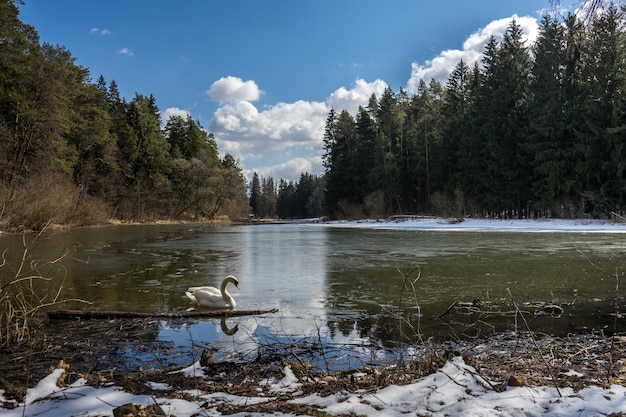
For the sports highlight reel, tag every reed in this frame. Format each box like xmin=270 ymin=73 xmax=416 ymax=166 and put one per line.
xmin=0 ymin=227 xmax=68 ymax=349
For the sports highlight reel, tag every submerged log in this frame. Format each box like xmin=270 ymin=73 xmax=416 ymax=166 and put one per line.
xmin=437 ymin=298 xmax=483 ymax=319
xmin=47 ymin=308 xmax=278 ymax=320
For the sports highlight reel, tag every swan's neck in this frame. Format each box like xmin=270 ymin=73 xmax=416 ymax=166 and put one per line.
xmin=220 ymin=280 xmax=236 ymax=307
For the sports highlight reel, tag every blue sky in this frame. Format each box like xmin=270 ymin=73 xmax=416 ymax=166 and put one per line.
xmin=18 ymin=0 xmax=580 ymax=183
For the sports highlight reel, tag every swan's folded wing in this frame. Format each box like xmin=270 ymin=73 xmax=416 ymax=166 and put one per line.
xmin=187 ymin=286 xmax=221 ymax=295
xmin=195 ymin=292 xmax=227 ymax=308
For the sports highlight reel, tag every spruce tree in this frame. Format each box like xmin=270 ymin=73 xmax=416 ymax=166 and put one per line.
xmin=249 ymin=172 xmax=261 ymax=217
xmin=575 ymin=6 xmax=626 ymax=214
xmin=528 ymin=15 xmax=568 ymax=215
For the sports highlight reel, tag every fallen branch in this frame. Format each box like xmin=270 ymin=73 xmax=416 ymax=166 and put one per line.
xmin=46 ymin=308 xmax=278 ymax=320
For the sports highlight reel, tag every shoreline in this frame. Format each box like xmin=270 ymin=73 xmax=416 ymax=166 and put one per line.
xmin=3 ymin=216 xmax=626 ymax=234
xmin=321 ymin=216 xmax=626 ymax=233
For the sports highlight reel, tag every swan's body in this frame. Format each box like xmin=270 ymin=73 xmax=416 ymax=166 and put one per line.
xmin=185 ymin=275 xmax=239 ymax=309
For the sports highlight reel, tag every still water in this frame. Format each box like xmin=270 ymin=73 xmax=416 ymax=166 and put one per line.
xmin=2 ymin=223 xmax=625 ymax=370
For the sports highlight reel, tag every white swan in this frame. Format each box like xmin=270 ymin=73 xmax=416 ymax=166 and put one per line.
xmin=185 ymin=275 xmax=239 ymax=309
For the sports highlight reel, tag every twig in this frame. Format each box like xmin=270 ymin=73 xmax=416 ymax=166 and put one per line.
xmin=507 ymin=288 xmax=562 ymax=397
xmin=451 ymin=360 xmax=499 ymax=392
xmin=575 ymin=243 xmax=624 ymax=384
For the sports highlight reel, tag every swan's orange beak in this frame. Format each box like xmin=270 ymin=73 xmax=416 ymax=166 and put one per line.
xmin=236 ymin=284 xmax=240 ymax=290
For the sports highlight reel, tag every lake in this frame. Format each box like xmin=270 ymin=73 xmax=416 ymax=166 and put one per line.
xmin=2 ymin=221 xmax=625 ymax=371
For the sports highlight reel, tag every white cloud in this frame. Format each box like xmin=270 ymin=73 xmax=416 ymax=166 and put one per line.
xmin=407 ymin=14 xmax=539 ymax=93
xmin=327 ymin=79 xmax=388 ymax=115
xmin=210 ymin=98 xmax=329 ymax=171
xmin=89 ymin=28 xmax=111 ymax=36
xmin=245 ymin=156 xmax=322 ymax=184
xmin=117 ymin=47 xmax=133 ymax=56
xmin=161 ymin=107 xmax=190 ymax=124
xmin=90 ymin=27 xmax=111 ymax=36
xmin=208 ymin=77 xmax=387 ymax=181
xmin=211 ymin=101 xmax=261 ymax=134
xmin=212 ymin=99 xmax=328 ymax=147
xmin=207 ymin=76 xmax=263 ymax=104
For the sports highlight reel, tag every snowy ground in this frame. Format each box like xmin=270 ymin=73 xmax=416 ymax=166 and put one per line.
xmin=4 ymin=355 xmax=626 ymax=417
xmin=323 ymin=216 xmax=626 ymax=233
xmin=3 ymin=217 xmax=626 ymax=416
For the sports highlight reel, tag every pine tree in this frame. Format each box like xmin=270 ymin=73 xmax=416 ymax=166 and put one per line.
xmin=249 ymin=172 xmax=261 ymax=217
xmin=479 ymin=21 xmax=533 ymax=217
xmin=125 ymin=94 xmax=171 ymax=218
xmin=527 ymin=15 xmax=580 ymax=216
xmin=164 ymin=115 xmax=208 ymax=160
xmin=261 ymin=177 xmax=277 ymax=218
xmin=439 ymin=60 xmax=471 ymax=196
xmin=66 ymin=83 xmax=116 ymax=205
xmin=355 ymin=105 xmax=378 ymax=202
xmin=277 ymin=179 xmax=296 ymax=219
xmin=376 ymin=88 xmax=404 ymax=213
xmin=323 ymin=109 xmax=358 ymax=215
xmin=575 ymin=6 xmax=626 ymax=214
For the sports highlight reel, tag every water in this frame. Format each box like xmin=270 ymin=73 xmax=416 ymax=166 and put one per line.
xmin=1 ymin=223 xmax=625 ymax=371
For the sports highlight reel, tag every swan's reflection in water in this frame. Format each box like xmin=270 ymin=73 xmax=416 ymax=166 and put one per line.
xmin=153 ymin=310 xmax=386 ymax=372
xmin=220 ymin=317 xmax=239 ymax=336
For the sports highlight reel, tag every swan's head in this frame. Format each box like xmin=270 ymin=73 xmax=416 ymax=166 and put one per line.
xmin=226 ymin=275 xmax=240 ymax=290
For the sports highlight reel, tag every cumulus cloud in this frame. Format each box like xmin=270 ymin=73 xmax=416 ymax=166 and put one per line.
xmin=208 ymin=78 xmax=387 ymax=181
xmin=160 ymin=107 xmax=190 ymax=124
xmin=327 ymin=79 xmax=388 ymax=115
xmin=407 ymin=14 xmax=539 ymax=93
xmin=206 ymin=76 xmax=263 ymax=104
xmin=245 ymin=157 xmax=322 ymax=184
xmin=211 ymin=99 xmax=328 ymax=151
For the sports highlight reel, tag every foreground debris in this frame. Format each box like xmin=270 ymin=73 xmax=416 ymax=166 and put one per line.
xmin=2 ymin=330 xmax=626 ymax=416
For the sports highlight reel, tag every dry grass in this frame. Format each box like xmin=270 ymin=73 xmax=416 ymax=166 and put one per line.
xmin=1 ymin=173 xmax=110 ymax=232
xmin=0 ymin=233 xmax=59 ymax=349
xmin=461 ymin=332 xmax=626 ymax=391
xmin=0 ymin=226 xmax=89 ymax=352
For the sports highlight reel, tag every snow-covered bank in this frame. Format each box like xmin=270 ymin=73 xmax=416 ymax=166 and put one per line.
xmin=324 ymin=216 xmax=626 ymax=233
xmin=4 ymin=355 xmax=626 ymax=417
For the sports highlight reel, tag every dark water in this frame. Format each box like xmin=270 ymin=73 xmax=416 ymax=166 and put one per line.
xmin=1 ymin=223 xmax=625 ymax=370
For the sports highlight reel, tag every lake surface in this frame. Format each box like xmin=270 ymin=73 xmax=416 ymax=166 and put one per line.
xmin=2 ymin=222 xmax=625 ymax=370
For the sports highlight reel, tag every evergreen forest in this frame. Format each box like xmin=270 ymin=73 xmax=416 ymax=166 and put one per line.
xmin=252 ymin=5 xmax=626 ymax=221
xmin=0 ymin=0 xmax=249 ymax=231
xmin=320 ymin=8 xmax=626 ymax=220
xmin=2 ymin=1 xmax=626 ymax=229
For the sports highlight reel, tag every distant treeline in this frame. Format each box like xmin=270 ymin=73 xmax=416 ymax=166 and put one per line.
xmin=249 ymin=172 xmax=326 ymax=219
xmin=262 ymin=8 xmax=626 ymax=220
xmin=0 ymin=1 xmax=249 ymax=230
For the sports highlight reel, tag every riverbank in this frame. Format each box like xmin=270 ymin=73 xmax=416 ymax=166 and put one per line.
xmin=5 ymin=215 xmax=625 ymax=234
xmin=2 ymin=331 xmax=626 ymax=416
xmin=324 ymin=216 xmax=626 ymax=233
